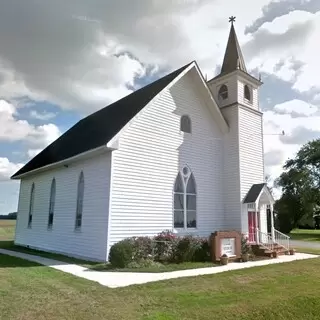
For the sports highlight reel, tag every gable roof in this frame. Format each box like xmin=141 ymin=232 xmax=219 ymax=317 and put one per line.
xmin=220 ymin=23 xmax=247 ymax=76
xmin=243 ymin=183 xmax=268 ymax=203
xmin=11 ymin=62 xmax=193 ymax=179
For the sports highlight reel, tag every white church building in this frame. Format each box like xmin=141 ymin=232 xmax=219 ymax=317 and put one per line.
xmin=12 ymin=21 xmax=282 ymax=261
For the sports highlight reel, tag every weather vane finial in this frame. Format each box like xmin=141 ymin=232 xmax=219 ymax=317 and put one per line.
xmin=229 ymin=16 xmax=236 ymax=24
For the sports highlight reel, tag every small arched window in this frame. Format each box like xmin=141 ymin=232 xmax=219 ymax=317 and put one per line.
xmin=244 ymin=85 xmax=251 ymax=101
xmin=218 ymin=84 xmax=228 ymax=100
xmin=180 ymin=115 xmax=191 ymax=133
xmin=28 ymin=183 xmax=35 ymax=228
xmin=173 ymin=166 xmax=197 ymax=229
xmin=75 ymin=171 xmax=84 ymax=229
xmin=48 ymin=178 xmax=56 ymax=229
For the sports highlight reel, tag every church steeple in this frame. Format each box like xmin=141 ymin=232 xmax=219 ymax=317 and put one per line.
xmin=220 ymin=16 xmax=247 ymax=75
xmin=207 ymin=17 xmax=262 ymax=111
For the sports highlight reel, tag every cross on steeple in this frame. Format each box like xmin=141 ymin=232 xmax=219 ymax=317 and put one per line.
xmin=229 ymin=16 xmax=236 ymax=24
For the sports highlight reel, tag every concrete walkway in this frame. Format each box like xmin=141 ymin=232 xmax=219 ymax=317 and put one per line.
xmin=0 ymin=248 xmax=318 ymax=288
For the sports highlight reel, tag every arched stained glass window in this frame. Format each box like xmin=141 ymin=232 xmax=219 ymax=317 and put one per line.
xmin=75 ymin=171 xmax=84 ymax=229
xmin=48 ymin=178 xmax=56 ymax=229
xmin=28 ymin=183 xmax=35 ymax=228
xmin=173 ymin=167 xmax=197 ymax=229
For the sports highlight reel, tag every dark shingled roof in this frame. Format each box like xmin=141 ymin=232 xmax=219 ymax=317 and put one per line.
xmin=220 ymin=24 xmax=247 ymax=75
xmin=12 ymin=62 xmax=193 ymax=179
xmin=243 ymin=183 xmax=266 ymax=203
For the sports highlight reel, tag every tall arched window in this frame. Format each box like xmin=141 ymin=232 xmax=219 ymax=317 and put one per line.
xmin=48 ymin=178 xmax=56 ymax=229
xmin=218 ymin=84 xmax=228 ymax=100
xmin=180 ymin=115 xmax=192 ymax=133
xmin=173 ymin=166 xmax=197 ymax=229
xmin=75 ymin=171 xmax=84 ymax=229
xmin=244 ymin=84 xmax=251 ymax=101
xmin=28 ymin=183 xmax=35 ymax=228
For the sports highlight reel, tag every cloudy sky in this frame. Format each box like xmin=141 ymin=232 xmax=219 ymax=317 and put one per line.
xmin=1 ymin=0 xmax=320 ymax=214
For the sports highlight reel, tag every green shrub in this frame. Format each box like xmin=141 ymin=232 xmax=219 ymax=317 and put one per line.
xmin=127 ymin=258 xmax=162 ymax=269
xmin=109 ymin=232 xmax=212 ymax=268
xmin=109 ymin=239 xmax=134 ymax=268
xmin=131 ymin=236 xmax=155 ymax=261
xmin=193 ymin=237 xmax=211 ymax=262
xmin=174 ymin=235 xmax=203 ymax=263
xmin=154 ymin=230 xmax=178 ymax=262
xmin=241 ymin=234 xmax=250 ymax=254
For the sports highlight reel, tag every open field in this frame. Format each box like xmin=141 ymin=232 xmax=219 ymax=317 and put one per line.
xmin=0 ymin=220 xmax=15 ymax=241
xmin=289 ymin=229 xmax=320 ymax=242
xmin=1 ymin=252 xmax=320 ymax=320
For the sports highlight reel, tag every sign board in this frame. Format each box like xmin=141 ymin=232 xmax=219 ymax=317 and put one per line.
xmin=220 ymin=238 xmax=236 ymax=257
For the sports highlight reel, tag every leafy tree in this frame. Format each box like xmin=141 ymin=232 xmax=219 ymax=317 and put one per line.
xmin=265 ymin=174 xmax=274 ymax=196
xmin=275 ymin=139 xmax=320 ymax=233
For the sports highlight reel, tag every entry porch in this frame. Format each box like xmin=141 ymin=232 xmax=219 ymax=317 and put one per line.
xmin=243 ymin=183 xmax=290 ymax=252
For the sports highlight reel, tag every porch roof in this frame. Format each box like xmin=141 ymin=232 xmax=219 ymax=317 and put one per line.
xmin=243 ymin=183 xmax=270 ymax=204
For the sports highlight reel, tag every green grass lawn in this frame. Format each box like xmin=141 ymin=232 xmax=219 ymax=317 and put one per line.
xmin=289 ymin=229 xmax=320 ymax=242
xmin=0 ymin=240 xmax=217 ymax=272
xmin=1 ymin=253 xmax=320 ymax=320
xmin=0 ymin=220 xmax=15 ymax=241
xmin=90 ymin=261 xmax=217 ymax=273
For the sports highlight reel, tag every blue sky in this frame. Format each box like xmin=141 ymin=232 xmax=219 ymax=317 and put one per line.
xmin=1 ymin=0 xmax=320 ymax=214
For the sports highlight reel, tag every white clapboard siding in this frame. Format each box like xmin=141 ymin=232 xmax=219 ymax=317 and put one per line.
xmin=15 ymin=152 xmax=112 ymax=261
xmin=108 ymin=71 xmax=225 ymax=252
xmin=238 ymin=106 xmax=265 ymax=233
xmin=238 ymin=106 xmax=264 ymax=199
xmin=220 ymin=105 xmax=242 ymax=230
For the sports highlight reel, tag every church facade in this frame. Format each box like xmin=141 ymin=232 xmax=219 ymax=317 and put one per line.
xmin=12 ymin=22 xmax=279 ymax=261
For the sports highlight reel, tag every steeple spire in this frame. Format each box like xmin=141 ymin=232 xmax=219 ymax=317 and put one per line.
xmin=220 ymin=17 xmax=247 ymax=75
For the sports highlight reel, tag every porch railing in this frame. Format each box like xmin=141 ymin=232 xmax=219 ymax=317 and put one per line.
xmin=274 ymin=228 xmax=290 ymax=251
xmin=256 ymin=228 xmax=274 ymax=252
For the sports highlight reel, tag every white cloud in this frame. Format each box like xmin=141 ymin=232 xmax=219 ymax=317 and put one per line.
xmin=27 ymin=149 xmax=42 ymax=158
xmin=245 ymin=10 xmax=320 ymax=99
xmin=29 ymin=110 xmax=56 ymax=121
xmin=0 ymin=158 xmax=24 ymax=181
xmin=0 ymin=0 xmax=277 ymax=113
xmin=0 ymin=100 xmax=60 ymax=149
xmin=263 ymin=99 xmax=320 ymax=193
xmin=273 ymin=99 xmax=319 ymax=117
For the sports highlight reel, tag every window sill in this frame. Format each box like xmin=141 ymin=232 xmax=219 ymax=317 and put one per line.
xmin=47 ymin=226 xmax=53 ymax=231
xmin=244 ymin=98 xmax=253 ymax=104
xmin=74 ymin=228 xmax=82 ymax=233
xmin=173 ymin=228 xmax=198 ymax=234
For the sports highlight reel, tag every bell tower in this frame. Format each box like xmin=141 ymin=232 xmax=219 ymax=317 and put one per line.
xmin=208 ymin=16 xmax=262 ymax=111
xmin=207 ymin=17 xmax=265 ymax=234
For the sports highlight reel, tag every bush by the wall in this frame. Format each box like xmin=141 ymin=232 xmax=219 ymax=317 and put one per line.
xmin=109 ymin=239 xmax=134 ymax=268
xmin=241 ymin=234 xmax=250 ymax=254
xmin=109 ymin=231 xmax=212 ymax=268
xmin=131 ymin=236 xmax=155 ymax=261
xmin=193 ymin=237 xmax=211 ymax=262
xmin=175 ymin=236 xmax=197 ymax=263
xmin=154 ymin=230 xmax=178 ymax=262
xmin=174 ymin=235 xmax=208 ymax=263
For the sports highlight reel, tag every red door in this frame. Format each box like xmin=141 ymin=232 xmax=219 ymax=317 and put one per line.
xmin=248 ymin=211 xmax=260 ymax=242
